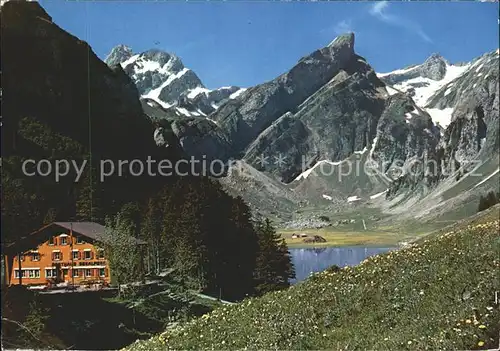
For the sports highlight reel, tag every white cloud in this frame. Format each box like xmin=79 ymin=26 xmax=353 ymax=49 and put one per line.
xmin=334 ymin=19 xmax=354 ymax=35
xmin=369 ymin=1 xmax=433 ymax=43
xmin=320 ymin=18 xmax=356 ymax=41
xmin=370 ymin=1 xmax=389 ymax=16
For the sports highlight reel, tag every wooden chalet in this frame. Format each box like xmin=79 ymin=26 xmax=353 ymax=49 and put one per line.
xmin=3 ymin=222 xmax=145 ymax=288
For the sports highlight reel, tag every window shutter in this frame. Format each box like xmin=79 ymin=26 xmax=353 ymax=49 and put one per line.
xmin=51 ymin=252 xmax=54 ymax=260
xmin=78 ymin=251 xmax=82 ymax=260
xmin=60 ymin=252 xmax=63 ymax=260
xmin=90 ymin=251 xmax=94 ymax=260
xmin=105 ymin=268 xmax=108 ymax=277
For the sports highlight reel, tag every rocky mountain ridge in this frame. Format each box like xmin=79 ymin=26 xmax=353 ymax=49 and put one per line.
xmin=75 ymin=21 xmax=500 ymax=223
xmin=105 ymin=45 xmax=246 ymax=118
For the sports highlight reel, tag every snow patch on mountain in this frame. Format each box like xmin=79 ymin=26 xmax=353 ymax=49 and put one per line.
xmin=388 ymin=63 xmax=470 ymax=107
xmin=473 ymin=168 xmax=500 ymax=189
xmin=141 ymin=67 xmax=190 ymax=108
xmin=370 ymin=190 xmax=387 ymax=200
xmin=378 ymin=65 xmax=416 ymax=77
xmin=386 ymin=86 xmax=400 ymax=96
xmin=187 ymin=87 xmax=211 ymax=99
xmin=426 ymin=107 xmax=454 ymax=128
xmin=377 ymin=55 xmax=475 ymax=128
xmin=294 ymin=159 xmax=344 ymax=181
xmin=347 ymin=195 xmax=361 ymax=203
xmin=229 ymin=88 xmax=247 ymax=99
xmin=106 ymin=45 xmax=245 ymax=119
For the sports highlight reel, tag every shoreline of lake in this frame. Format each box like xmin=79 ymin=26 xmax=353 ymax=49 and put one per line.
xmin=288 ymin=246 xmax=394 ymax=283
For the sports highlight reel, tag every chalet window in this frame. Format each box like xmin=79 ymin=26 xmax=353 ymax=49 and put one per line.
xmin=84 ymin=250 xmax=92 ymax=260
xmin=14 ymin=270 xmax=27 ymax=279
xmin=62 ymin=269 xmax=68 ymax=277
xmin=60 ymin=237 xmax=68 ymax=245
xmin=72 ymin=251 xmax=79 ymax=260
xmin=32 ymin=253 xmax=40 ymax=261
xmin=72 ymin=269 xmax=79 ymax=277
xmin=45 ymin=269 xmax=57 ymax=278
xmin=48 ymin=237 xmax=56 ymax=246
xmin=52 ymin=251 xmax=62 ymax=261
xmin=28 ymin=269 xmax=40 ymax=278
xmin=76 ymin=236 xmax=85 ymax=244
xmin=99 ymin=268 xmax=106 ymax=277
xmin=85 ymin=269 xmax=92 ymax=277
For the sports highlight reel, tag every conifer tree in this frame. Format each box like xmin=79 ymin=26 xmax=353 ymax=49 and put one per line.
xmin=99 ymin=210 xmax=142 ymax=292
xmin=140 ymin=198 xmax=164 ymax=275
xmin=253 ymin=218 xmax=295 ymax=295
xmin=173 ymin=182 xmax=210 ymax=291
xmin=75 ymin=162 xmax=103 ymax=223
xmin=485 ymin=191 xmax=498 ymax=209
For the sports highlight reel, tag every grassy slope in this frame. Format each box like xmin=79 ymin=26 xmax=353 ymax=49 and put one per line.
xmin=126 ymin=207 xmax=500 ymax=350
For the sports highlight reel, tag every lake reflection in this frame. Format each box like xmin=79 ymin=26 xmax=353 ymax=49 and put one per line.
xmin=289 ymin=247 xmax=393 ymax=283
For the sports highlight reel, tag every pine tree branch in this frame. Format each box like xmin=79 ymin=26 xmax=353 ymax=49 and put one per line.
xmin=1 ymin=317 xmax=49 ymax=347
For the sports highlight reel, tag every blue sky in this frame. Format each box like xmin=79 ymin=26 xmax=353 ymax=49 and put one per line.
xmin=39 ymin=0 xmax=498 ymax=89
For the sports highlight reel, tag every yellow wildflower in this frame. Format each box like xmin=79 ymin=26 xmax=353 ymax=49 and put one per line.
xmin=478 ymin=341 xmax=485 ymax=347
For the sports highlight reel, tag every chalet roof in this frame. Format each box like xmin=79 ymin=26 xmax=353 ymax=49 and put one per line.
xmin=53 ymin=222 xmax=106 ymax=241
xmin=4 ymin=221 xmax=146 ymax=256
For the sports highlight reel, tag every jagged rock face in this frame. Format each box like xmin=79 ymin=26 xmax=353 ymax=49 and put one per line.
xmin=381 ymin=53 xmax=449 ymax=86
xmin=211 ymin=33 xmax=358 ymax=156
xmin=178 ymin=86 xmax=241 ymax=116
xmin=104 ymin=45 xmax=244 ymax=117
xmin=243 ymin=55 xmax=387 ymax=182
xmin=419 ymin=53 xmax=448 ymax=80
xmin=99 ymin=27 xmax=498 ymax=211
xmin=150 ymin=32 xmax=443 ymax=185
xmin=104 ymin=44 xmax=133 ymax=67
xmin=372 ymin=94 xmax=440 ymax=180
xmin=115 ymin=50 xmax=194 ymax=103
xmin=169 ymin=118 xmax=233 ymax=161
xmin=105 ymin=47 xmax=200 ymax=105
xmin=378 ymin=55 xmax=473 ymax=128
xmin=385 ymin=50 xmax=499 ymax=199
xmin=433 ymin=50 xmax=500 ymax=170
xmin=157 ymin=69 xmax=203 ymax=104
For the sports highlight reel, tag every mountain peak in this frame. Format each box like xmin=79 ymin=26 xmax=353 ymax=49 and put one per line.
xmin=328 ymin=32 xmax=355 ymax=50
xmin=140 ymin=49 xmax=176 ymax=66
xmin=424 ymin=53 xmax=448 ymax=64
xmin=105 ymin=44 xmax=133 ymax=66
xmin=421 ymin=52 xmax=449 ymax=80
